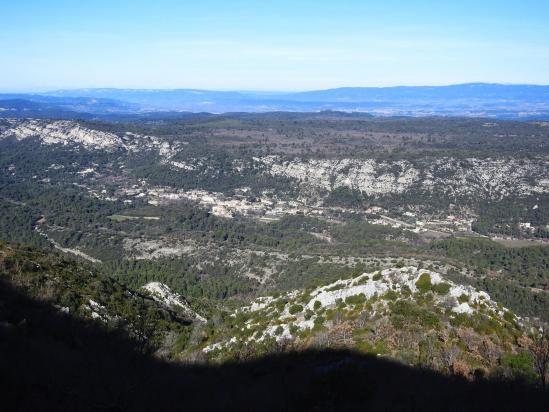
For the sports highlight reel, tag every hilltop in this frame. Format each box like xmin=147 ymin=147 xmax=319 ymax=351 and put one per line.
xmin=200 ymin=264 xmax=534 ymax=378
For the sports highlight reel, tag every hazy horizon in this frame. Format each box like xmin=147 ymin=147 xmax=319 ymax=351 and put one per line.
xmin=3 ymin=81 xmax=549 ymax=95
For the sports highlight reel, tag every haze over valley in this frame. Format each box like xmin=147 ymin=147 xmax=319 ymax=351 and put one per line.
xmin=2 ymin=83 xmax=549 ymax=119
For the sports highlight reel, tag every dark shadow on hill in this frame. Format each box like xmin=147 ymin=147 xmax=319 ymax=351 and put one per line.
xmin=1 ymin=279 xmax=547 ymax=412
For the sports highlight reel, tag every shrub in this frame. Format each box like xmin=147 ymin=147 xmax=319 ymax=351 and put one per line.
xmin=449 ymin=313 xmax=473 ymax=327
xmin=419 ymin=311 xmax=440 ymax=327
xmin=274 ymin=326 xmax=284 ymax=335
xmin=391 ymin=300 xmax=419 ymax=318
xmin=314 ymin=315 xmax=325 ymax=328
xmin=501 ymin=352 xmax=536 ymax=382
xmin=313 ymin=300 xmax=322 ymax=310
xmin=275 ymin=299 xmax=287 ymax=312
xmin=458 ymin=294 xmax=469 ymax=304
xmin=354 ymin=340 xmax=373 ymax=353
xmin=289 ymin=304 xmax=303 ymax=315
xmin=432 ymin=282 xmax=451 ymax=295
xmin=503 ymin=310 xmax=515 ymax=323
xmin=345 ymin=293 xmax=366 ymax=305
xmin=383 ymin=290 xmax=399 ymax=301
xmin=372 ymin=272 xmax=382 ymax=281
xmin=415 ymin=273 xmax=432 ymax=293
xmin=401 ymin=285 xmax=412 ymax=295
xmin=326 ymin=283 xmax=345 ymax=292
xmin=289 ymin=324 xmax=299 ymax=335
xmin=297 ymin=292 xmax=311 ymax=304
xmin=391 ymin=315 xmax=405 ymax=329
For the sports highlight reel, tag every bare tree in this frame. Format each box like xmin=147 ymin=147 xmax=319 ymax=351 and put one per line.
xmin=456 ymin=328 xmax=478 ymax=352
xmin=330 ymin=321 xmax=354 ymax=346
xmin=333 ymin=310 xmax=344 ymax=325
xmin=356 ymin=310 xmax=370 ymax=329
xmin=313 ymin=331 xmax=332 ymax=348
xmin=441 ymin=345 xmax=460 ymax=374
xmin=273 ymin=337 xmax=294 ymax=353
xmin=374 ymin=317 xmax=395 ymax=345
xmin=479 ymin=337 xmax=500 ymax=364
xmin=186 ymin=323 xmax=207 ymax=348
xmin=530 ymin=325 xmax=549 ymax=389
xmin=418 ymin=334 xmax=438 ymax=367
xmin=235 ymin=344 xmax=257 ymax=361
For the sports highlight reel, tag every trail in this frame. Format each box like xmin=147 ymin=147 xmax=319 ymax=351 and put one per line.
xmin=34 ymin=224 xmax=102 ymax=264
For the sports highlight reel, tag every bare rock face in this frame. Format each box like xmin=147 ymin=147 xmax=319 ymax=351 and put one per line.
xmin=0 ymin=119 xmax=181 ymax=158
xmin=0 ymin=119 xmax=122 ymax=150
xmin=256 ymin=155 xmax=549 ymax=199
xmin=142 ymin=282 xmax=206 ymax=322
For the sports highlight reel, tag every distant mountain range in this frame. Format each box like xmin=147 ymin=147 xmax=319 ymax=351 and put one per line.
xmin=1 ymin=83 xmax=549 ymax=119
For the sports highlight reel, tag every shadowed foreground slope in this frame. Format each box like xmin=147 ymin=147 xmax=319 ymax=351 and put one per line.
xmin=1 ymin=279 xmax=547 ymax=412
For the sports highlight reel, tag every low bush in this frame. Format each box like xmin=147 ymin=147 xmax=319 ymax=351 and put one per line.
xmin=415 ymin=273 xmax=432 ymax=293
xmin=289 ymin=304 xmax=303 ymax=315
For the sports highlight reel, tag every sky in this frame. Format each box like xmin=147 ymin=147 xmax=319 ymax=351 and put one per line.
xmin=1 ymin=0 xmax=549 ymax=91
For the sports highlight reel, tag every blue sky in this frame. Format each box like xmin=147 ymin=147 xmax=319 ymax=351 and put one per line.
xmin=1 ymin=0 xmax=549 ymax=91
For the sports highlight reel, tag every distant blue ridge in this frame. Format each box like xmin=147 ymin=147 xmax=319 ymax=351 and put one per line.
xmin=2 ymin=83 xmax=549 ymax=119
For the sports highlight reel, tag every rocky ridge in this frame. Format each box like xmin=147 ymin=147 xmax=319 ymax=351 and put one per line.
xmin=202 ymin=265 xmax=527 ymax=376
xmin=257 ymin=155 xmax=549 ymax=199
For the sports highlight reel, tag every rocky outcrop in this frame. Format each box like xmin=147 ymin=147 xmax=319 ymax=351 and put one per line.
xmin=142 ymin=282 xmax=206 ymax=322
xmin=257 ymin=155 xmax=549 ymax=199
xmin=1 ymin=119 xmax=121 ymax=150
